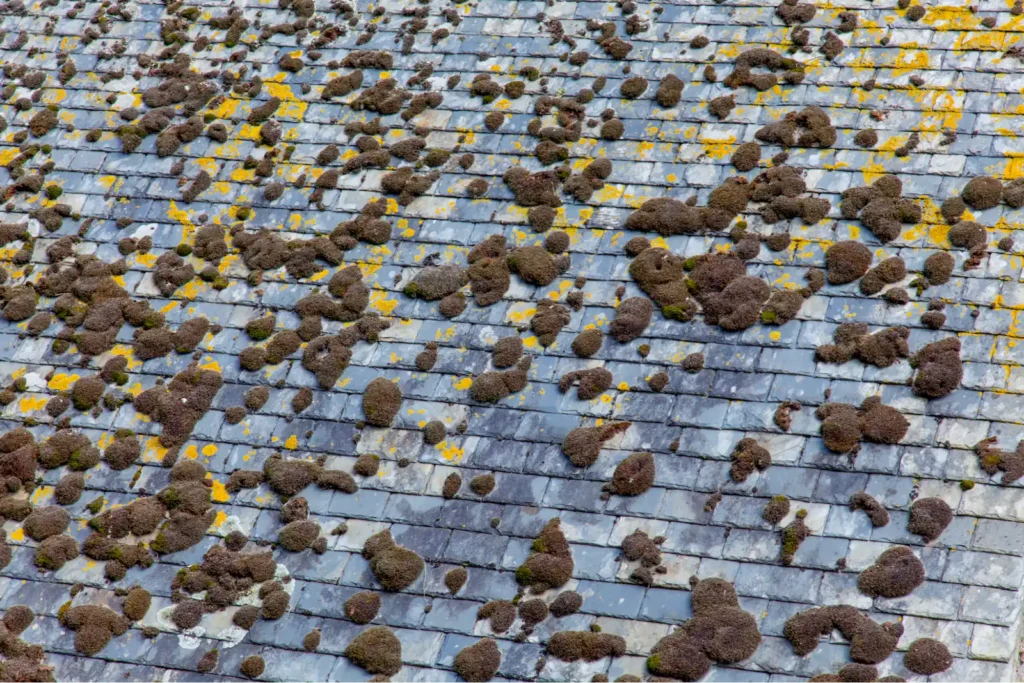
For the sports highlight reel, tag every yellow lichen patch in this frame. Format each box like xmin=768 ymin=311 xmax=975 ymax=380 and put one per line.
xmin=142 ymin=437 xmax=169 ymax=463
xmin=31 ymin=486 xmax=53 ymax=505
xmin=209 ymin=479 xmax=231 ymax=503
xmin=47 ymin=373 xmax=80 ymax=391
xmin=438 ymin=440 xmax=464 ymax=462
xmin=453 ymin=377 xmax=472 ymax=391
xmin=284 ymin=435 xmax=299 ymax=450
xmin=9 ymin=528 xmax=24 ymax=542
xmin=166 ymin=200 xmax=196 ymax=241
xmin=369 ymin=290 xmax=398 ymax=315
xmin=19 ymin=396 xmax=47 ymax=413
xmin=891 ymin=49 xmax=932 ymax=77
xmin=207 ymin=98 xmax=241 ymax=119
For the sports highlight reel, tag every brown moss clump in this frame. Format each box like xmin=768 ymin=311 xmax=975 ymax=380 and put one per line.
xmin=362 ymin=378 xmax=402 ymax=427
xmin=904 ymin=638 xmax=952 ymax=675
xmin=454 ymin=638 xmax=501 ymax=682
xmin=445 ymin=567 xmax=468 ymax=594
xmin=975 ymin=436 xmax=1024 ymax=483
xmin=784 ymin=605 xmax=903 ymax=664
xmin=605 ymin=452 xmax=655 ymax=496
xmin=816 ymin=396 xmax=909 ymax=453
xmin=345 ymin=626 xmax=402 ymax=676
xmin=731 ymin=142 xmax=761 ymax=171
xmin=948 ymin=220 xmax=986 ymax=255
xmin=3 ymin=605 xmax=33 ymax=635
xmin=345 ymin=591 xmax=381 ymax=624
xmin=492 ymin=336 xmax=523 ymax=368
xmin=531 ymin=300 xmax=571 ymax=347
xmin=763 ymin=495 xmax=790 ymax=525
xmin=724 ymin=48 xmax=805 ymax=91
xmin=416 ymin=343 xmax=438 ymax=372
xmin=850 ymin=491 xmax=889 ymax=527
xmin=469 ymin=473 xmax=496 ymax=496
xmin=122 ymin=587 xmax=151 ymax=621
xmin=854 ymin=129 xmax=878 ymax=148
xmin=54 ymin=472 xmax=85 ymax=505
xmin=572 ymin=329 xmax=603 ymax=358
xmin=907 ymin=497 xmax=952 ymax=542
xmin=133 ymin=365 xmax=222 ymax=448
xmin=240 ymin=655 xmax=264 ymax=679
xmin=610 ymin=297 xmax=652 ymax=342
xmin=354 ymin=454 xmax=381 ymax=478
xmin=620 ymin=75 xmax=648 ymax=99
xmin=469 ymin=358 xmax=532 ymax=403
xmin=71 ymin=376 xmax=105 ymax=411
xmin=562 ymin=421 xmax=631 ymax=467
xmin=858 ymin=546 xmax=924 ymax=598
xmin=961 ymin=175 xmax=1003 ymax=210
xmin=550 ymin=591 xmax=583 ymax=617
xmin=171 ymin=600 xmax=204 ymax=630
xmin=755 ymin=106 xmax=836 ymax=148
xmin=363 ymin=530 xmax=424 ymax=591
xmin=443 ymin=473 xmax=462 ymax=499
xmin=776 ymin=0 xmax=816 ymax=23
xmin=477 ymin=600 xmax=516 ymax=633
xmin=421 ymin=421 xmax=445 ymax=446
xmin=34 ymin=534 xmax=78 ymax=571
xmin=647 ymin=578 xmax=761 ymax=680
xmin=859 ymin=256 xmax=906 ymax=296
xmin=467 ymin=234 xmax=510 ymax=307
xmin=404 ymin=264 xmax=467 ymax=301
xmin=233 ymin=606 xmax=259 ymax=629
xmin=559 ymin=367 xmax=613 ymax=400
xmin=656 ymin=74 xmax=684 ymax=107
xmin=910 ymin=337 xmax=962 ymax=399
xmin=278 ymin=519 xmax=321 ymax=551
xmin=508 ymin=245 xmax=563 ymax=286
xmin=23 ymin=506 xmax=70 ymax=541
xmin=197 ymin=649 xmax=218 ymax=673
xmin=840 ymin=175 xmax=921 ymax=243
xmin=549 ymin=631 xmax=627 ymax=662
xmin=303 ymin=628 xmax=321 ymax=652
xmin=516 ymin=518 xmax=574 ymax=591
xmin=245 ymin=315 xmax=275 ymax=341
xmin=815 ymin=323 xmax=910 ymax=368
xmin=628 ymin=247 xmax=697 ymax=322
xmin=708 ymin=95 xmax=735 ymax=119
xmin=62 ymin=604 xmax=130 ymax=656
xmin=825 ymin=241 xmax=872 ymax=284
xmin=729 ymin=438 xmax=771 ymax=482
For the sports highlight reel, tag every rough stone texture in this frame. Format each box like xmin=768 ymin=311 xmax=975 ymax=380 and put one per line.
xmin=0 ymin=0 xmax=1020 ymax=681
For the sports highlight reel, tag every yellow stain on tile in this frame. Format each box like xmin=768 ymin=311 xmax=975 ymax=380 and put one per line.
xmin=19 ymin=396 xmax=47 ymax=412
xmin=284 ymin=435 xmax=299 ymax=450
xmin=213 ymin=510 xmax=229 ymax=527
xmin=438 ymin=440 xmax=464 ymax=461
xmin=31 ymin=486 xmax=53 ymax=505
xmin=209 ymin=479 xmax=231 ymax=503
xmin=47 ymin=373 xmax=80 ymax=391
xmin=453 ymin=377 xmax=473 ymax=391
xmin=9 ymin=528 xmax=23 ymax=542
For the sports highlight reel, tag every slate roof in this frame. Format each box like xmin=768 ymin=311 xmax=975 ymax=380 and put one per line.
xmin=1 ymin=0 xmax=1024 ymax=680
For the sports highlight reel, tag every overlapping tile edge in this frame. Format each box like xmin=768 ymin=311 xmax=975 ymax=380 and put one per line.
xmin=0 ymin=0 xmax=1022 ymax=680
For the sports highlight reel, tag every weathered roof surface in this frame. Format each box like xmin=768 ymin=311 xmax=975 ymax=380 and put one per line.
xmin=1 ymin=0 xmax=1024 ymax=680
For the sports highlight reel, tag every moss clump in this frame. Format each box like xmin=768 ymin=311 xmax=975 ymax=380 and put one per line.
xmin=515 ymin=518 xmax=574 ymax=591
xmin=550 ymin=591 xmax=583 ymax=617
xmin=755 ymin=106 xmax=836 ymax=148
xmin=562 ymin=421 xmax=631 ymax=467
xmin=278 ymin=519 xmax=320 ymax=552
xmin=122 ymin=587 xmax=151 ymax=621
xmin=23 ymin=506 xmax=70 ymax=541
xmin=757 ymin=496 xmax=789 ymax=528
xmin=961 ymin=175 xmax=1003 ymax=210
xmin=453 ymin=637 xmax=501 ymax=682
xmin=857 ymin=545 xmax=924 ymax=598
xmin=362 ymin=378 xmax=402 ymax=427
xmin=345 ymin=591 xmax=381 ymax=624
xmin=904 ymin=638 xmax=952 ymax=675
xmin=353 ymin=454 xmax=381 ymax=477
xmin=729 ymin=438 xmax=771 ymax=483
xmin=197 ymin=649 xmax=218 ymax=673
xmin=647 ymin=578 xmax=760 ymax=680
xmin=854 ymin=129 xmax=878 ymax=148
xmin=2 ymin=605 xmax=33 ymax=635
xmin=655 ymin=74 xmax=684 ymax=108
xmin=824 ymin=240 xmax=873 ymax=284
xmin=240 ymin=655 xmax=264 ymax=679
xmin=785 ymin=604 xmax=902 ymax=663
xmin=910 ymin=337 xmax=962 ymax=399
xmin=477 ymin=600 xmax=515 ymax=633
xmin=362 ymin=530 xmax=424 ymax=591
xmin=609 ymin=297 xmax=653 ymax=342
xmin=404 ymin=264 xmax=468 ymax=301
xmin=849 ymin=491 xmax=889 ymax=527
xmin=816 ymin=396 xmax=909 ymax=454
xmin=606 ymin=452 xmax=655 ymax=496
xmin=907 ymin=497 xmax=952 ymax=542
xmin=443 ymin=473 xmax=462 ymax=499
xmin=345 ymin=626 xmax=402 ymax=676
xmin=62 ymin=604 xmax=130 ymax=655
xmin=815 ymin=323 xmax=909 ymax=369
xmin=548 ymin=631 xmax=627 ymax=662
xmin=469 ymin=473 xmax=496 ymax=496
xmin=445 ymin=567 xmax=468 ymax=594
